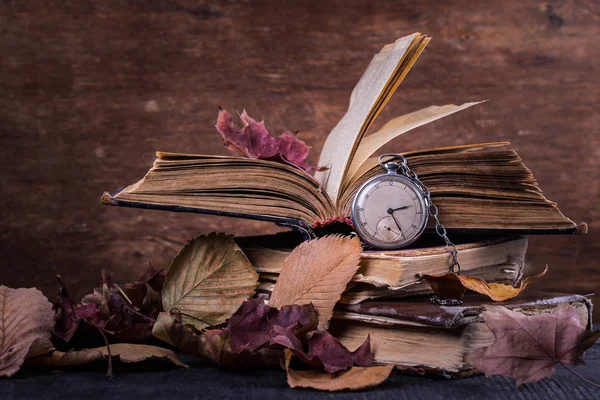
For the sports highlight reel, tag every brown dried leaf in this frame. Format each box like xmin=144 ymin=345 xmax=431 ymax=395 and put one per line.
xmin=423 ymin=265 xmax=548 ymax=301
xmin=283 ymin=349 xmax=394 ymax=391
xmin=162 ymin=233 xmax=259 ymax=330
xmin=466 ymin=304 xmax=600 ymax=386
xmin=269 ymin=236 xmax=362 ymax=329
xmin=0 ymin=286 xmax=54 ymax=377
xmin=30 ymin=343 xmax=186 ymax=368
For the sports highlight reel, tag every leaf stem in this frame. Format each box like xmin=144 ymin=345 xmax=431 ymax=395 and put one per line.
xmin=114 ymin=284 xmax=134 ymax=305
xmin=559 ymin=363 xmax=600 ymax=388
xmin=87 ymin=319 xmax=113 ymax=380
xmin=177 ymin=311 xmax=212 ymax=327
xmin=113 ymin=284 xmax=156 ymax=323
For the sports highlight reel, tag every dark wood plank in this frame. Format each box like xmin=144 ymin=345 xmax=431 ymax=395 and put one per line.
xmin=0 ymin=0 xmax=598 ymax=317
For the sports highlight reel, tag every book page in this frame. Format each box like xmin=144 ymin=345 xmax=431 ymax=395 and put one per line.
xmin=315 ymin=33 xmax=426 ymax=203
xmin=343 ymin=101 xmax=485 ymax=185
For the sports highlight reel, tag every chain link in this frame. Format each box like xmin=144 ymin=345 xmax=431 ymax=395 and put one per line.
xmin=402 ymin=165 xmax=461 ymax=275
xmin=378 ymin=154 xmax=461 ymax=275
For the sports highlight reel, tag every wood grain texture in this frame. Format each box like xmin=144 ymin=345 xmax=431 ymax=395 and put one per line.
xmin=0 ymin=1 xmax=598 ymax=317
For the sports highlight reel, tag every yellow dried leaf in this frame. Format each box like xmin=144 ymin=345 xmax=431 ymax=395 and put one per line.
xmin=162 ymin=233 xmax=259 ymax=330
xmin=283 ymin=349 xmax=394 ymax=391
xmin=423 ymin=265 xmax=548 ymax=301
xmin=269 ymin=236 xmax=362 ymax=329
xmin=30 ymin=343 xmax=187 ymax=367
xmin=0 ymin=286 xmax=54 ymax=377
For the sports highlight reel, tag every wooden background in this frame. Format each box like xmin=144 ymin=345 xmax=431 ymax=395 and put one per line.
xmin=1 ymin=0 xmax=598 ymax=317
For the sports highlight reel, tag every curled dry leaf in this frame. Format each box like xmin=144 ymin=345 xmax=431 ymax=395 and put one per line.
xmin=81 ymin=266 xmax=164 ymax=312
xmin=220 ymin=298 xmax=371 ymax=372
xmin=422 ymin=265 xmax=548 ymax=301
xmin=216 ymin=108 xmax=323 ymax=173
xmin=224 ymin=298 xmax=317 ymax=353
xmin=0 ymin=286 xmax=54 ymax=377
xmin=152 ymin=311 xmax=281 ymax=368
xmin=79 ymin=269 xmax=160 ymax=343
xmin=272 ymin=329 xmax=373 ymax=373
xmin=162 ymin=233 xmax=259 ymax=330
xmin=30 ymin=343 xmax=186 ymax=368
xmin=466 ymin=303 xmax=600 ymax=386
xmin=283 ymin=349 xmax=394 ymax=391
xmin=53 ymin=277 xmax=105 ymax=343
xmin=269 ymin=235 xmax=362 ymax=329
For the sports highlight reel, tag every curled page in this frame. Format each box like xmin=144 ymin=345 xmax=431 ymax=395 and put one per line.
xmin=315 ymin=33 xmax=428 ymax=203
xmin=344 ymin=101 xmax=486 ymax=184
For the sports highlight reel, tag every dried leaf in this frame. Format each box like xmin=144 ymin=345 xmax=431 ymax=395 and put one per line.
xmin=116 ymin=267 xmax=164 ymax=311
xmin=423 ymin=265 xmax=548 ymax=301
xmin=223 ymin=299 xmax=371 ymax=373
xmin=216 ymin=108 xmax=323 ymax=172
xmin=269 ymin=236 xmax=362 ymax=329
xmin=53 ymin=278 xmax=105 ymax=343
xmin=162 ymin=233 xmax=259 ymax=330
xmin=30 ymin=343 xmax=186 ymax=368
xmin=82 ymin=266 xmax=165 ymax=312
xmin=0 ymin=286 xmax=54 ymax=377
xmin=224 ymin=298 xmax=317 ymax=353
xmin=277 ymin=330 xmax=373 ymax=373
xmin=283 ymin=349 xmax=394 ymax=391
xmin=79 ymin=270 xmax=159 ymax=343
xmin=152 ymin=312 xmax=280 ymax=368
xmin=466 ymin=304 xmax=600 ymax=386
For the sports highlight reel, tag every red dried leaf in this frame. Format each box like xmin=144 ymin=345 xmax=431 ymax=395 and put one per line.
xmin=53 ymin=279 xmax=104 ymax=343
xmin=224 ymin=298 xmax=317 ymax=353
xmin=222 ymin=299 xmax=372 ymax=373
xmin=286 ymin=331 xmax=373 ymax=373
xmin=152 ymin=312 xmax=281 ymax=368
xmin=216 ymin=108 xmax=323 ymax=172
xmin=59 ymin=270 xmax=159 ymax=344
xmin=466 ymin=304 xmax=600 ymax=386
xmin=154 ymin=298 xmax=375 ymax=373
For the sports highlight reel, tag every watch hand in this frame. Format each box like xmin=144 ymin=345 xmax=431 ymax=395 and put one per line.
xmin=387 ymin=205 xmax=412 ymax=214
xmin=389 ymin=213 xmax=406 ymax=239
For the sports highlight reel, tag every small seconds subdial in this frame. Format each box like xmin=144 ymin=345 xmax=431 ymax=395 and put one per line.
xmin=375 ymin=216 xmax=403 ymax=242
xmin=351 ymin=175 xmax=429 ymax=249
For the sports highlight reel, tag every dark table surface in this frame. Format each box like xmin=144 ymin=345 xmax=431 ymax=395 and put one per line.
xmin=4 ymin=326 xmax=600 ymax=400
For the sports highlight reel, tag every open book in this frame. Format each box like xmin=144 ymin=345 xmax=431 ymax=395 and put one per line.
xmin=102 ymin=33 xmax=581 ymax=236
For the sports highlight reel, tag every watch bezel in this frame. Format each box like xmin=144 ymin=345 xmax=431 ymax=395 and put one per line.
xmin=351 ymin=174 xmax=429 ymax=250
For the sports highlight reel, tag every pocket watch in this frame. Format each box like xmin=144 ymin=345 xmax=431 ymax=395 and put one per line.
xmin=351 ymin=154 xmax=460 ymax=273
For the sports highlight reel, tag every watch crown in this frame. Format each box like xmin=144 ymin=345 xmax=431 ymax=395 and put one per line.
xmin=384 ymin=161 xmax=400 ymax=173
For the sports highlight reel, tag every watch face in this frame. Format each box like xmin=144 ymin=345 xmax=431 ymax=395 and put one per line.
xmin=351 ymin=174 xmax=428 ymax=249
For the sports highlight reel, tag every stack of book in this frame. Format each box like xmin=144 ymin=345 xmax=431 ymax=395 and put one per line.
xmin=236 ymin=232 xmax=591 ymax=376
xmin=102 ymin=33 xmax=589 ymax=376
